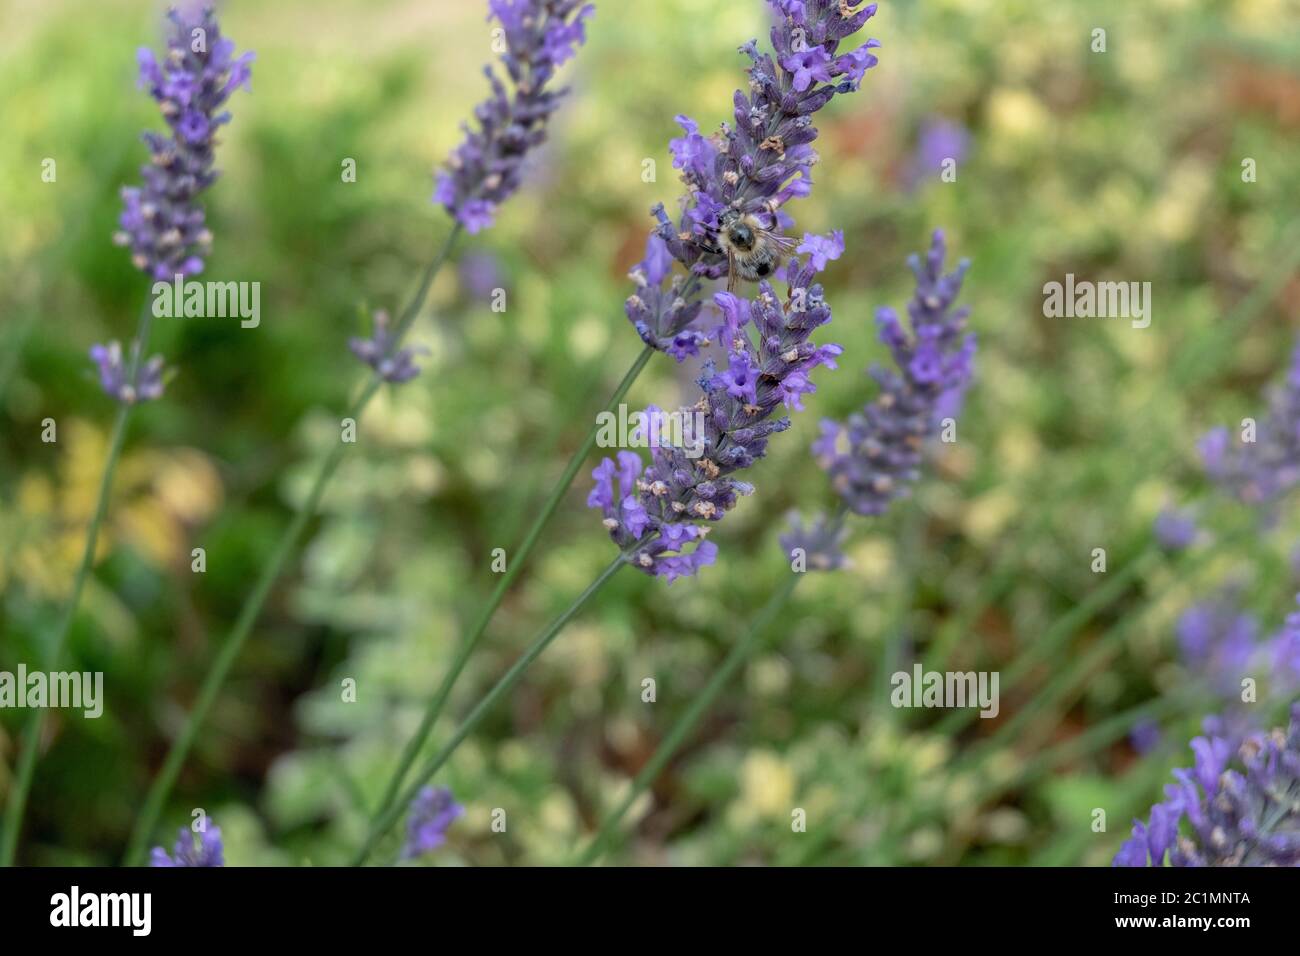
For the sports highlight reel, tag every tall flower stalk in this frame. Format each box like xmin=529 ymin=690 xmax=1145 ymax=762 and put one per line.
xmin=125 ymin=0 xmax=593 ymax=865
xmin=0 ymin=4 xmax=251 ymax=867
xmin=367 ymin=0 xmax=884 ymax=841
xmin=356 ymin=233 xmax=972 ymax=865
xmin=576 ymin=230 xmax=976 ymax=864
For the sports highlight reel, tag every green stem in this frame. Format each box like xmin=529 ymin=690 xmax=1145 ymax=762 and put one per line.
xmin=352 ymin=541 xmax=642 ymax=866
xmin=1 ymin=298 xmax=153 ymax=867
xmin=574 ymin=570 xmax=803 ymax=866
xmin=123 ymin=227 xmax=461 ymax=866
xmin=365 ymin=344 xmax=655 ymax=828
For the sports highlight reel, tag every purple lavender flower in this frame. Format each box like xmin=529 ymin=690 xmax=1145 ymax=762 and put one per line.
xmin=1115 ymin=703 xmax=1300 ymax=867
xmin=89 ymin=341 xmax=167 ymax=404
xmin=113 ymin=6 xmax=254 ymax=281
xmin=1153 ymin=507 xmax=1197 ymax=551
xmin=780 ymin=511 xmax=849 ymax=571
xmin=815 ymin=231 xmax=975 ymax=516
xmin=402 ymin=786 xmax=464 ymax=859
xmin=907 ymin=117 xmax=970 ymax=190
xmin=1175 ymin=591 xmax=1259 ymax=699
xmin=1199 ymin=342 xmax=1300 ymax=511
xmin=149 ymin=824 xmax=224 ymax=867
xmin=1270 ymin=596 xmax=1300 ymax=695
xmin=1129 ymin=718 xmax=1163 ymax=755
xmin=434 ymin=1 xmax=594 ymax=234
xmin=625 ymin=1 xmax=881 ymax=360
xmin=459 ymin=251 xmax=505 ymax=300
xmin=590 ymin=236 xmax=845 ymax=580
xmin=349 ymin=311 xmax=428 ymax=384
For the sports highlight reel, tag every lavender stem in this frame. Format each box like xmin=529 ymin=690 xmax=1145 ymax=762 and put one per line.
xmin=1 ymin=300 xmax=152 ymax=867
xmin=366 ymin=343 xmax=655 ymax=830
xmin=574 ymin=568 xmax=805 ymax=866
xmin=352 ymin=534 xmax=652 ymax=865
xmin=124 ymin=226 xmax=462 ymax=866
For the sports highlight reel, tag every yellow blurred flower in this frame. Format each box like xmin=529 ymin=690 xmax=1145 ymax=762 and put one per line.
xmin=1 ymin=420 xmax=222 ymax=596
xmin=735 ymin=750 xmax=795 ymax=823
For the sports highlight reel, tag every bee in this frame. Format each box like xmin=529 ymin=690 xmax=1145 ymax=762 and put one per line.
xmin=714 ymin=209 xmax=798 ymax=292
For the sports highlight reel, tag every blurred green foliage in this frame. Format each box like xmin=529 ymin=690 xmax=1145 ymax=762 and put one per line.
xmin=2 ymin=0 xmax=1299 ymax=866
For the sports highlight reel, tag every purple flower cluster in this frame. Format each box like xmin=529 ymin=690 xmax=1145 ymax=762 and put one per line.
xmin=1176 ymin=590 xmax=1259 ymax=698
xmin=814 ymin=230 xmax=975 ymax=516
xmin=114 ymin=6 xmax=254 ymax=281
xmin=1199 ymin=341 xmax=1300 ymax=511
xmin=89 ymin=340 xmax=167 ymax=405
xmin=1153 ymin=507 xmax=1197 ymax=551
xmin=626 ymin=0 xmax=880 ymax=360
xmin=907 ymin=117 xmax=970 ymax=190
xmin=348 ymin=311 xmax=428 ymax=384
xmin=1177 ymin=589 xmax=1300 ymax=703
xmin=434 ymin=0 xmax=594 ymax=234
xmin=590 ymin=237 xmax=845 ymax=581
xmin=1115 ymin=703 xmax=1300 ymax=867
xmin=402 ymin=786 xmax=464 ymax=859
xmin=779 ymin=511 xmax=850 ymax=571
xmin=150 ymin=824 xmax=224 ymax=867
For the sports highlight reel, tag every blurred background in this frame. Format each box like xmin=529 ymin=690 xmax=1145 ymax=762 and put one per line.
xmin=2 ymin=0 xmax=1299 ymax=866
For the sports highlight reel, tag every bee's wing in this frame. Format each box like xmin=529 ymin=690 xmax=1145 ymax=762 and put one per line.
xmin=727 ymin=249 xmax=739 ymax=293
xmin=766 ymin=232 xmax=801 ymax=256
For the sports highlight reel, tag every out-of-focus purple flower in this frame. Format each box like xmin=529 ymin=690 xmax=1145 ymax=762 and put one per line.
xmin=815 ymin=231 xmax=976 ymax=516
xmin=626 ymin=1 xmax=880 ymax=360
xmin=459 ymin=251 xmax=505 ymax=300
xmin=1199 ymin=342 xmax=1300 ymax=512
xmin=349 ymin=310 xmax=427 ymax=384
xmin=1153 ymin=507 xmax=1197 ymax=551
xmin=907 ymin=117 xmax=970 ymax=190
xmin=1270 ymin=596 xmax=1300 ymax=694
xmin=434 ymin=1 xmax=594 ymax=234
xmin=89 ymin=341 xmax=167 ymax=404
xmin=591 ymin=237 xmax=845 ymax=580
xmin=1129 ymin=718 xmax=1162 ymax=755
xmin=779 ymin=511 xmax=849 ymax=572
xmin=150 ymin=824 xmax=224 ymax=867
xmin=1115 ymin=703 xmax=1300 ymax=866
xmin=113 ymin=6 xmax=254 ymax=281
xmin=401 ymin=786 xmax=464 ymax=859
xmin=1175 ymin=592 xmax=1259 ymax=699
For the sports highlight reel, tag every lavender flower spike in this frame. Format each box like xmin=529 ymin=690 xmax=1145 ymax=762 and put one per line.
xmin=815 ymin=230 xmax=975 ymax=516
xmin=590 ymin=232 xmax=845 ymax=581
xmin=434 ymin=0 xmax=595 ymax=234
xmin=1115 ymin=703 xmax=1300 ymax=867
xmin=89 ymin=340 xmax=167 ymax=404
xmin=150 ymin=824 xmax=224 ymax=867
xmin=113 ymin=6 xmax=254 ymax=281
xmin=626 ymin=0 xmax=881 ymax=361
xmin=402 ymin=786 xmax=464 ymax=859
xmin=349 ymin=311 xmax=428 ymax=384
xmin=1199 ymin=340 xmax=1300 ymax=511
xmin=780 ymin=511 xmax=850 ymax=571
